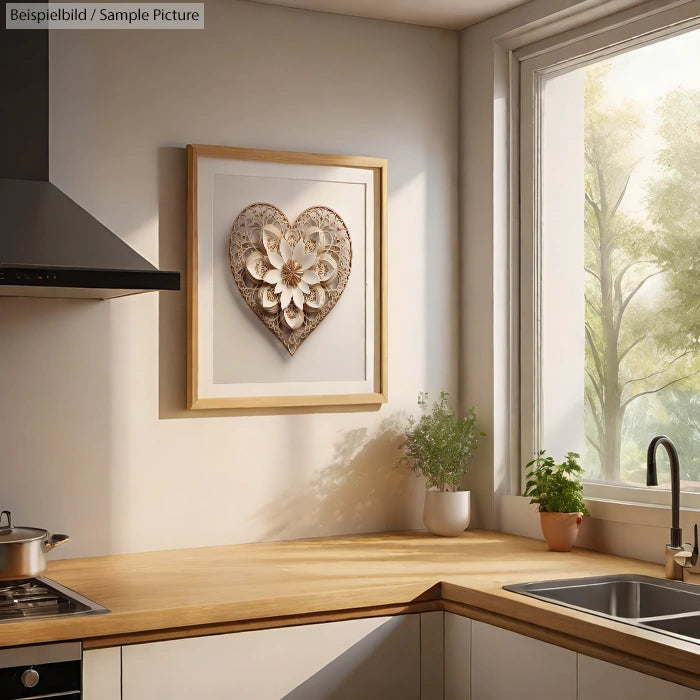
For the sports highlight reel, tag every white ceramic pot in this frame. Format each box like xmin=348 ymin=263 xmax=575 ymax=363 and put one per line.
xmin=423 ymin=490 xmax=471 ymax=537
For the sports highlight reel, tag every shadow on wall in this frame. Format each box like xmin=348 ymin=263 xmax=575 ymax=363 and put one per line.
xmin=157 ymin=146 xmax=188 ymax=418
xmin=281 ymin=616 xmax=420 ymax=700
xmin=255 ymin=414 xmax=425 ymax=540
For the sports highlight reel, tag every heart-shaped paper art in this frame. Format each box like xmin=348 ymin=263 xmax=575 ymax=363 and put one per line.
xmin=229 ymin=203 xmax=352 ymax=356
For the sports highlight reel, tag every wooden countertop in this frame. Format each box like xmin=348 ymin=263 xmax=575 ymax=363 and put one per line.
xmin=3 ymin=531 xmax=699 ymax=688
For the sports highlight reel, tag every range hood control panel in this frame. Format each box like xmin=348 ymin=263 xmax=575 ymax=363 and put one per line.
xmin=1 ymin=269 xmax=59 ymax=284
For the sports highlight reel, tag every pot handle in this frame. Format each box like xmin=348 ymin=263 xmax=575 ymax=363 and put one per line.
xmin=45 ymin=534 xmax=69 ymax=552
xmin=0 ymin=511 xmax=12 ymax=530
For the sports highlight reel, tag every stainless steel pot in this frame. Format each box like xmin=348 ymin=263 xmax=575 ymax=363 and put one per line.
xmin=0 ymin=511 xmax=69 ymax=580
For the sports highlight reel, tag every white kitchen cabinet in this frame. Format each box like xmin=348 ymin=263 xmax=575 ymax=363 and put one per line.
xmin=445 ymin=612 xmax=476 ymax=700
xmin=470 ymin=620 xmax=577 ymax=700
xmin=421 ymin=611 xmax=444 ymax=699
xmin=468 ymin=619 xmax=698 ymax=700
xmin=121 ymin=614 xmax=420 ymax=700
xmin=83 ymin=647 xmax=121 ymax=700
xmin=578 ymin=654 xmax=700 ymax=699
xmin=90 ymin=611 xmax=700 ymax=699
xmin=444 ymin=612 xmax=470 ymax=700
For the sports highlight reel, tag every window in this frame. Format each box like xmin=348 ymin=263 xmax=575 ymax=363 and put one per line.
xmin=518 ymin=4 xmax=700 ymax=507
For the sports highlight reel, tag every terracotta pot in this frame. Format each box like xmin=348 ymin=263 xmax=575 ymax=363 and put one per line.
xmin=423 ymin=491 xmax=470 ymax=537
xmin=539 ymin=511 xmax=583 ymax=552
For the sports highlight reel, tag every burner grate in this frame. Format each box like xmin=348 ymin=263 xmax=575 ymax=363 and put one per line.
xmin=0 ymin=578 xmax=108 ymax=621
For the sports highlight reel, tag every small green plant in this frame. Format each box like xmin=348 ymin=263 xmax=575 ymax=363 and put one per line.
xmin=401 ymin=391 xmax=483 ymax=492
xmin=523 ymin=450 xmax=589 ymax=514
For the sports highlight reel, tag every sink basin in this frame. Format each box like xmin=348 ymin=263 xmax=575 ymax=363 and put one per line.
xmin=504 ymin=574 xmax=700 ymax=619
xmin=644 ymin=614 xmax=700 ymax=641
xmin=504 ymin=574 xmax=700 ymax=645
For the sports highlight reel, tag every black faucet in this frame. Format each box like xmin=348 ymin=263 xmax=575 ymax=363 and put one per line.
xmin=647 ymin=435 xmax=698 ymax=580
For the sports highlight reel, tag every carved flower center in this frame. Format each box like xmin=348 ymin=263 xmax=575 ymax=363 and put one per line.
xmin=281 ymin=259 xmax=303 ymax=287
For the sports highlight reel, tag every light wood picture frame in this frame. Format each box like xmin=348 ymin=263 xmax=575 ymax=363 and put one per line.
xmin=186 ymin=144 xmax=388 ymax=410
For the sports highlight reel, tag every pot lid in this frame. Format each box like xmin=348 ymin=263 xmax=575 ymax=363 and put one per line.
xmin=0 ymin=511 xmax=47 ymax=543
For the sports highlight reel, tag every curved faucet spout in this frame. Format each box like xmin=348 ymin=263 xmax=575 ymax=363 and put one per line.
xmin=646 ymin=435 xmax=681 ymax=548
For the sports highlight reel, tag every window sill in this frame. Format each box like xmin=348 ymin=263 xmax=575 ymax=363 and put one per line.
xmin=498 ymin=495 xmax=700 ymax=565
xmin=585 ymin=497 xmax=700 ymax=528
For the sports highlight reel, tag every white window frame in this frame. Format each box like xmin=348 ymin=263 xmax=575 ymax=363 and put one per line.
xmin=516 ymin=1 xmax=700 ymax=511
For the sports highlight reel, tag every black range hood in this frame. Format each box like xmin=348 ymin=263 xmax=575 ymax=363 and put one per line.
xmin=1 ymin=13 xmax=180 ymax=299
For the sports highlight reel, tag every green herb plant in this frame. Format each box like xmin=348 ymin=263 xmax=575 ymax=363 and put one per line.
xmin=523 ymin=450 xmax=589 ymax=514
xmin=401 ymin=391 xmax=483 ymax=492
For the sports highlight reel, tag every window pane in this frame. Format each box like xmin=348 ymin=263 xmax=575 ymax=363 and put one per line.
xmin=541 ymin=28 xmax=700 ymax=492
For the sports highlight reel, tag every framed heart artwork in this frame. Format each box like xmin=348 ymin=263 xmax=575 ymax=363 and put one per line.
xmin=186 ymin=144 xmax=387 ymax=410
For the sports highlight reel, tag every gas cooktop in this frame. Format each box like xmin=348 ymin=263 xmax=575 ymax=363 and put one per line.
xmin=0 ymin=577 xmax=109 ymax=621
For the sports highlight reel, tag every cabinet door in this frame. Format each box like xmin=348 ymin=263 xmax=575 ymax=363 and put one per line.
xmin=83 ymin=647 xmax=121 ymax=700
xmin=471 ymin=621 xmax=577 ymax=700
xmin=421 ymin=611 xmax=444 ymax=699
xmin=444 ymin=612 xmax=471 ymax=700
xmin=578 ymin=654 xmax=700 ymax=699
xmin=122 ymin=614 xmax=420 ymax=700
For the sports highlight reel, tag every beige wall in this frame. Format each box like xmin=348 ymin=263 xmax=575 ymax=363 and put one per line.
xmin=0 ymin=0 xmax=459 ymax=556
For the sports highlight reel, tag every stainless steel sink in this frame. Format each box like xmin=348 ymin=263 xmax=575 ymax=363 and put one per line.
xmin=504 ymin=574 xmax=700 ymax=618
xmin=644 ymin=614 xmax=700 ymax=641
xmin=504 ymin=574 xmax=700 ymax=645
